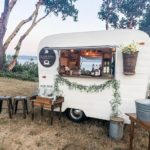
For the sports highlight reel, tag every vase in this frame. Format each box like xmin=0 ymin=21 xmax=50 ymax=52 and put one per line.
xmin=109 ymin=117 xmax=124 ymax=140
xmin=122 ymin=51 xmax=138 ymax=75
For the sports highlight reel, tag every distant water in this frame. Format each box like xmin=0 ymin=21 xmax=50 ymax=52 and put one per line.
xmin=81 ymin=62 xmax=102 ymax=71
xmin=17 ymin=56 xmax=37 ymax=64
xmin=80 ymin=57 xmax=102 ymax=71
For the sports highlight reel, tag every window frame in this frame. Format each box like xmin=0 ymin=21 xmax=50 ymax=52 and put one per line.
xmin=58 ymin=48 xmax=116 ymax=79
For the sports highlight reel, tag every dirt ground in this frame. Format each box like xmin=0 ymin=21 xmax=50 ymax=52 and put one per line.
xmin=0 ymin=77 xmax=149 ymax=150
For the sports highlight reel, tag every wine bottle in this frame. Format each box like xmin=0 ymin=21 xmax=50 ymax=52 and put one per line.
xmin=103 ymin=62 xmax=106 ymax=73
xmin=91 ymin=64 xmax=95 ymax=76
xmin=106 ymin=62 xmax=109 ymax=73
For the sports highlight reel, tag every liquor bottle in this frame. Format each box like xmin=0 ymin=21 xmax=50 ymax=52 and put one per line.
xmin=106 ymin=61 xmax=109 ymax=73
xmin=91 ymin=64 xmax=95 ymax=76
xmin=95 ymin=65 xmax=99 ymax=76
xmin=103 ymin=62 xmax=107 ymax=74
xmin=99 ymin=65 xmax=101 ymax=76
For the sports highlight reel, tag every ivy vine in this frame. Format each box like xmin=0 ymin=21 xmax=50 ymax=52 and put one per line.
xmin=54 ymin=75 xmax=121 ymax=117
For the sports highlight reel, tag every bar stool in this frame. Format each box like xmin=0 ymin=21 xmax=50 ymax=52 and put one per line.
xmin=13 ymin=96 xmax=28 ymax=119
xmin=0 ymin=96 xmax=13 ymax=118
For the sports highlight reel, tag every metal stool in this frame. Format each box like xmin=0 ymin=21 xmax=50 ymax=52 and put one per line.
xmin=13 ymin=96 xmax=28 ymax=118
xmin=0 ymin=96 xmax=13 ymax=118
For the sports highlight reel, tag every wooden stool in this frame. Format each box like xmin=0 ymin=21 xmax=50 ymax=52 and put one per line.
xmin=13 ymin=96 xmax=28 ymax=119
xmin=0 ymin=96 xmax=13 ymax=118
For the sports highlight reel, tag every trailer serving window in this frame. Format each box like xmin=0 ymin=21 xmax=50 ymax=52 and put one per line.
xmin=59 ymin=48 xmax=115 ymax=79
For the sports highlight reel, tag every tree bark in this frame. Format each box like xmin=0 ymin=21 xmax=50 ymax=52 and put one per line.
xmin=0 ymin=16 xmax=7 ymax=70
xmin=8 ymin=13 xmax=48 ymax=70
xmin=0 ymin=0 xmax=17 ymax=70
xmin=106 ymin=20 xmax=109 ymax=30
xmin=0 ymin=42 xmax=5 ymax=70
xmin=128 ymin=19 xmax=133 ymax=29
xmin=3 ymin=3 xmax=40 ymax=52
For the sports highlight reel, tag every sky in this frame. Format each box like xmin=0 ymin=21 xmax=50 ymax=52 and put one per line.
xmin=0 ymin=0 xmax=105 ymax=56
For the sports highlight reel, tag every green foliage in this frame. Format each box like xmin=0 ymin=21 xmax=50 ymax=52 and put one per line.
xmin=43 ymin=0 xmax=78 ymax=21
xmin=54 ymin=75 xmax=121 ymax=117
xmin=98 ymin=0 xmax=149 ymax=29
xmin=139 ymin=6 xmax=150 ymax=36
xmin=12 ymin=62 xmax=38 ymax=77
xmin=118 ymin=0 xmax=148 ymax=28
xmin=117 ymin=17 xmax=128 ymax=29
xmin=98 ymin=0 xmax=119 ymax=29
xmin=1 ymin=59 xmax=38 ymax=81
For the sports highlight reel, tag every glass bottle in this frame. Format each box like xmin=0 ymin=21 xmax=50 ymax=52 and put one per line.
xmin=99 ymin=64 xmax=101 ymax=76
xmin=91 ymin=64 xmax=95 ymax=76
xmin=103 ymin=62 xmax=107 ymax=74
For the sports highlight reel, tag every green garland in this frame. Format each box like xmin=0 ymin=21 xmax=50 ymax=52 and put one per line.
xmin=54 ymin=75 xmax=121 ymax=117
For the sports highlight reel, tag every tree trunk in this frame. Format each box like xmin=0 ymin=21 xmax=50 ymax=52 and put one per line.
xmin=0 ymin=42 xmax=5 ymax=70
xmin=0 ymin=19 xmax=6 ymax=70
xmin=0 ymin=18 xmax=5 ymax=70
xmin=0 ymin=0 xmax=17 ymax=71
xmin=0 ymin=0 xmax=9 ymax=70
xmin=106 ymin=20 xmax=109 ymax=30
xmin=128 ymin=19 xmax=133 ymax=29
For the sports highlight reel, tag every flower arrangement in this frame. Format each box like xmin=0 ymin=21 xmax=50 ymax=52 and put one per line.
xmin=121 ymin=42 xmax=138 ymax=54
xmin=122 ymin=42 xmax=139 ymax=75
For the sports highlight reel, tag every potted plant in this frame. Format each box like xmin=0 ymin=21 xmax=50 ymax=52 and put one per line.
xmin=122 ymin=42 xmax=139 ymax=75
xmin=109 ymin=81 xmax=124 ymax=140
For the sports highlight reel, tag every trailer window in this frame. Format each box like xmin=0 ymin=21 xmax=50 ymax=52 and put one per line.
xmin=59 ymin=48 xmax=115 ymax=79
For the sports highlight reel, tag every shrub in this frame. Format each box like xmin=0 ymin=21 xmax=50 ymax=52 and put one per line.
xmin=1 ymin=59 xmax=38 ymax=82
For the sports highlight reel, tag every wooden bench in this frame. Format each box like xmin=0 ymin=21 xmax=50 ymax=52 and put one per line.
xmin=31 ymin=96 xmax=64 ymax=125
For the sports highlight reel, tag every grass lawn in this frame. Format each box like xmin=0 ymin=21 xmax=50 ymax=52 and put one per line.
xmin=0 ymin=77 xmax=149 ymax=150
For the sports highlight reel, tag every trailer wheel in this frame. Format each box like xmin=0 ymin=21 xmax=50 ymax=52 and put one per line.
xmin=67 ymin=108 xmax=85 ymax=122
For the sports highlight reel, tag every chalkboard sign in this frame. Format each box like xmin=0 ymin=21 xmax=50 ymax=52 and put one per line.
xmin=39 ymin=47 xmax=56 ymax=67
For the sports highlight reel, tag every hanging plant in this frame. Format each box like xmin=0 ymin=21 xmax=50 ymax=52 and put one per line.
xmin=121 ymin=42 xmax=139 ymax=75
xmin=54 ymin=75 xmax=121 ymax=117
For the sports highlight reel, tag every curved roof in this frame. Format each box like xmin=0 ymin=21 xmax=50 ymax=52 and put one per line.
xmin=39 ymin=29 xmax=150 ymax=49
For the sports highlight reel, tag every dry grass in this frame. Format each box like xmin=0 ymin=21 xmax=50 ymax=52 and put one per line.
xmin=0 ymin=77 xmax=38 ymax=96
xmin=0 ymin=77 xmax=149 ymax=150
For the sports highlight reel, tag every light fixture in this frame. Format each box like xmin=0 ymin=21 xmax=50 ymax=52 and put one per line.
xmin=70 ymin=49 xmax=74 ymax=52
xmin=85 ymin=50 xmax=89 ymax=55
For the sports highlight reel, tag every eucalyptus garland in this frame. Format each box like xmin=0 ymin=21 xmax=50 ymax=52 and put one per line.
xmin=54 ymin=75 xmax=121 ymax=117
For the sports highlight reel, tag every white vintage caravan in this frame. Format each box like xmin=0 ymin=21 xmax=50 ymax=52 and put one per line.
xmin=37 ymin=29 xmax=150 ymax=123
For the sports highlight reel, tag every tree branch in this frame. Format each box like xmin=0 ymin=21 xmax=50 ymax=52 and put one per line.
xmin=4 ymin=0 xmax=10 ymax=14
xmin=7 ymin=0 xmax=63 ymax=70
xmin=35 ymin=13 xmax=49 ymax=24
xmin=3 ymin=1 xmax=41 ymax=52
xmin=8 ymin=11 xmax=49 ymax=70
xmin=0 ymin=0 xmax=18 ymax=43
xmin=9 ymin=0 xmax=18 ymax=12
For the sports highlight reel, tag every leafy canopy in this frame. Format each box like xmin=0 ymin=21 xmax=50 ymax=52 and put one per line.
xmin=43 ymin=0 xmax=78 ymax=21
xmin=118 ymin=0 xmax=149 ymax=28
xmin=139 ymin=6 xmax=150 ymax=36
xmin=98 ymin=0 xmax=119 ymax=29
xmin=98 ymin=0 xmax=149 ymax=29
